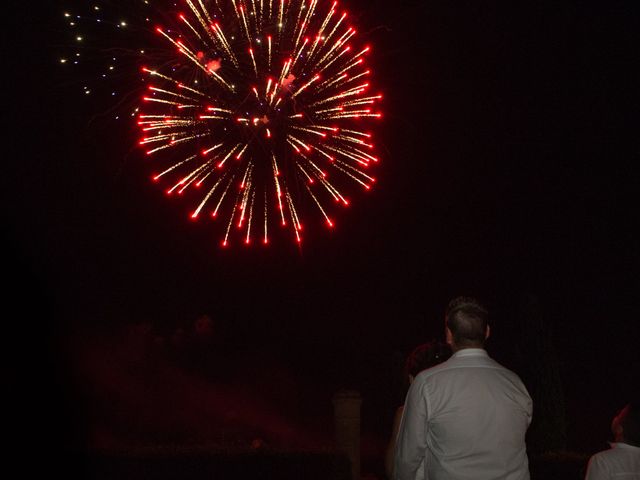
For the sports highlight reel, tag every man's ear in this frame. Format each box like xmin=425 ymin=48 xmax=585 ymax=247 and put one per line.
xmin=485 ymin=324 xmax=491 ymax=341
xmin=445 ymin=327 xmax=453 ymax=345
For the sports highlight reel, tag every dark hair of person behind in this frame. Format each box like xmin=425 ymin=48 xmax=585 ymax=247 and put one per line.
xmin=445 ymin=296 xmax=489 ymax=347
xmin=405 ymin=340 xmax=452 ymax=378
xmin=622 ymin=401 xmax=640 ymax=446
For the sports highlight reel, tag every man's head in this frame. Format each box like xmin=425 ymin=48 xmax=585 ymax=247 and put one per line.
xmin=611 ymin=402 xmax=640 ymax=446
xmin=445 ymin=296 xmax=490 ymax=351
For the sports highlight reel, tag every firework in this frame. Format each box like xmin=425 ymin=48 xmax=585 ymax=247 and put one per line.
xmin=61 ymin=0 xmax=382 ymax=247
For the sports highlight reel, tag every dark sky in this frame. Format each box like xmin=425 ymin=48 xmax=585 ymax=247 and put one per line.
xmin=4 ymin=0 xmax=640 ymax=471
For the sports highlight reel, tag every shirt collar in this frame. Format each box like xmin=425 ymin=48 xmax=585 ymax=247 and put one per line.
xmin=452 ymin=348 xmax=488 ymax=358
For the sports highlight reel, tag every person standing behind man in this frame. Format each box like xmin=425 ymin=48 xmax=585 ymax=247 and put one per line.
xmin=385 ymin=340 xmax=452 ymax=479
xmin=394 ymin=297 xmax=533 ymax=480
xmin=584 ymin=402 xmax=640 ymax=479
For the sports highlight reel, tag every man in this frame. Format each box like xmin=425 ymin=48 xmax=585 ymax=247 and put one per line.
xmin=394 ymin=297 xmax=533 ymax=480
xmin=585 ymin=402 xmax=640 ymax=479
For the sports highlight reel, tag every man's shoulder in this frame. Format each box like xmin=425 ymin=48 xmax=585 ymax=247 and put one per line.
xmin=592 ymin=443 xmax=640 ymax=461
xmin=588 ymin=447 xmax=620 ymax=472
xmin=590 ymin=447 xmax=615 ymax=461
xmin=418 ymin=351 xmax=512 ymax=373
xmin=586 ymin=449 xmax=612 ymax=477
xmin=413 ymin=352 xmax=524 ymax=385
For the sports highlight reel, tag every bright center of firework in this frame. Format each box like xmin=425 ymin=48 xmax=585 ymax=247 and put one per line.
xmin=236 ymin=77 xmax=300 ymax=140
xmin=138 ymin=0 xmax=382 ymax=246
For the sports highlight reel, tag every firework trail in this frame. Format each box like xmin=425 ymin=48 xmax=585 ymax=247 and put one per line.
xmin=60 ymin=0 xmax=382 ymax=247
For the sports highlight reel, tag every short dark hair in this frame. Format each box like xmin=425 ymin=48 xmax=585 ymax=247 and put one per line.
xmin=405 ymin=340 xmax=451 ymax=378
xmin=620 ymin=402 xmax=640 ymax=446
xmin=445 ymin=296 xmax=489 ymax=347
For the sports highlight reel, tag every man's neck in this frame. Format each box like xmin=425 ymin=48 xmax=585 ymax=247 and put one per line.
xmin=451 ymin=344 xmax=485 ymax=353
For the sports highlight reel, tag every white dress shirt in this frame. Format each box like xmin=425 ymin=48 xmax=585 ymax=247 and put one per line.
xmin=585 ymin=443 xmax=640 ymax=480
xmin=394 ymin=348 xmax=532 ymax=480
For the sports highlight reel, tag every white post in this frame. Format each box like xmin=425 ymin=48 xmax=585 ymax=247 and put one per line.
xmin=333 ymin=389 xmax=362 ymax=480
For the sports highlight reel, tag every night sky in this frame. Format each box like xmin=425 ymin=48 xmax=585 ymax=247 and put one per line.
xmin=4 ymin=0 xmax=640 ymax=475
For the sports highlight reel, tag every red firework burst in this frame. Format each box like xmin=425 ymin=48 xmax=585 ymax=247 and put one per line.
xmin=138 ymin=0 xmax=382 ymax=246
